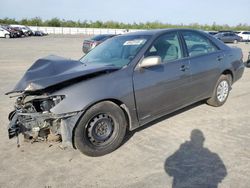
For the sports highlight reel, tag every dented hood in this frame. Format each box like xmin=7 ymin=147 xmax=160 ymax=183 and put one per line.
xmin=6 ymin=55 xmax=119 ymax=94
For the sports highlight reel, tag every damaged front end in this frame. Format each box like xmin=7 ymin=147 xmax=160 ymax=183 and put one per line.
xmin=6 ymin=55 xmax=120 ymax=149
xmin=8 ymin=93 xmax=80 ymax=146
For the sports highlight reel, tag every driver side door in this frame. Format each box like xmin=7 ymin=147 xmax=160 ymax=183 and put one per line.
xmin=133 ymin=32 xmax=192 ymax=124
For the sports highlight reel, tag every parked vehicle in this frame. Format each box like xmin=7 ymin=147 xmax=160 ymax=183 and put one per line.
xmin=214 ymin=32 xmax=242 ymax=43
xmin=8 ymin=26 xmax=25 ymax=37
xmin=1 ymin=25 xmax=20 ymax=38
xmin=237 ymin=31 xmax=250 ymax=41
xmin=207 ymin=31 xmax=218 ymax=35
xmin=0 ymin=27 xmax=10 ymax=38
xmin=34 ymin=30 xmax=48 ymax=36
xmin=218 ymin=30 xmax=238 ymax=34
xmin=82 ymin=34 xmax=116 ymax=53
xmin=25 ymin=26 xmax=34 ymax=36
xmin=10 ymin=25 xmax=30 ymax=36
xmin=6 ymin=29 xmax=244 ymax=156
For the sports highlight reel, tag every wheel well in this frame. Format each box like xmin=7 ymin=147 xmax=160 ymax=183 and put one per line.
xmin=222 ymin=70 xmax=233 ymax=83
xmin=108 ymin=99 xmax=131 ymax=131
xmin=71 ymin=99 xmax=131 ymax=149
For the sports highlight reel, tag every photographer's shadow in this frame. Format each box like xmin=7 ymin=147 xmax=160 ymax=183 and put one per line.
xmin=165 ymin=129 xmax=227 ymax=188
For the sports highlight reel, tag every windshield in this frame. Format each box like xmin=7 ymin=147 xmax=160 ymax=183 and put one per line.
xmin=80 ymin=35 xmax=150 ymax=68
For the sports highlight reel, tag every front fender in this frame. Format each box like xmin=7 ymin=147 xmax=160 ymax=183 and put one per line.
xmin=49 ymin=69 xmax=140 ymax=130
xmin=50 ymin=70 xmax=133 ymax=113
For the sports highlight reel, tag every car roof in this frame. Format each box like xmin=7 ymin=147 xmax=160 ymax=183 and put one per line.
xmin=123 ymin=28 xmax=203 ymax=36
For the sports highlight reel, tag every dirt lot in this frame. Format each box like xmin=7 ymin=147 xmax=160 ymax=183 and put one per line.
xmin=0 ymin=35 xmax=250 ymax=188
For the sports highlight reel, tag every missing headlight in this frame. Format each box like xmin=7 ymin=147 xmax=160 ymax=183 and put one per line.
xmin=40 ymin=99 xmax=54 ymax=112
xmin=26 ymin=95 xmax=65 ymax=113
xmin=39 ymin=95 xmax=64 ymax=112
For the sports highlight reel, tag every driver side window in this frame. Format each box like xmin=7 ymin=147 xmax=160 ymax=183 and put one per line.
xmin=145 ymin=32 xmax=182 ymax=63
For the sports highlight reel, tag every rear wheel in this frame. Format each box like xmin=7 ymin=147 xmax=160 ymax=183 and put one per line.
xmin=74 ymin=101 xmax=127 ymax=156
xmin=207 ymin=75 xmax=231 ymax=107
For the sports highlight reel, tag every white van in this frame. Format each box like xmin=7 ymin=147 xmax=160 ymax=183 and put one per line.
xmin=0 ymin=27 xmax=10 ymax=38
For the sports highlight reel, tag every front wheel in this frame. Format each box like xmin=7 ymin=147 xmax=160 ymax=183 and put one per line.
xmin=5 ymin=34 xmax=10 ymax=39
xmin=233 ymin=39 xmax=238 ymax=44
xmin=207 ymin=75 xmax=231 ymax=107
xmin=74 ymin=101 xmax=127 ymax=156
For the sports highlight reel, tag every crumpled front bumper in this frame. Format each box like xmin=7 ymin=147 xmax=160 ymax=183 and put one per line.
xmin=8 ymin=109 xmax=80 ymax=144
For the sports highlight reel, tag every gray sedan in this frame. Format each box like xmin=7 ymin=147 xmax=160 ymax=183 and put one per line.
xmin=6 ymin=29 xmax=244 ymax=156
xmin=214 ymin=32 xmax=242 ymax=43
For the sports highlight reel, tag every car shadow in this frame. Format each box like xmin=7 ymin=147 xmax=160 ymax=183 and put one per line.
xmin=164 ymin=129 xmax=227 ymax=188
xmin=122 ymin=101 xmax=204 ymax=145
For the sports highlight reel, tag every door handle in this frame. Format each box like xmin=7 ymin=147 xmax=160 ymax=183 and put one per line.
xmin=180 ymin=65 xmax=189 ymax=72
xmin=217 ymin=55 xmax=224 ymax=61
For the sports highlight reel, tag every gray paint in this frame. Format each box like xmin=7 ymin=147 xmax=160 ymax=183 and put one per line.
xmin=7 ymin=29 xmax=245 ymax=132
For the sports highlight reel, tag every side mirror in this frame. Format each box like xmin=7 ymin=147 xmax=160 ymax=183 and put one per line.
xmin=139 ymin=56 xmax=162 ymax=68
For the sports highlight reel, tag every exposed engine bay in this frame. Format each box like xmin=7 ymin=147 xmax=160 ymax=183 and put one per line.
xmin=8 ymin=94 xmax=78 ymax=146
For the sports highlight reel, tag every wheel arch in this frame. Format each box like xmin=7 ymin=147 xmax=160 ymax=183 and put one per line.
xmin=71 ymin=98 xmax=131 ymax=149
xmin=221 ymin=69 xmax=233 ymax=83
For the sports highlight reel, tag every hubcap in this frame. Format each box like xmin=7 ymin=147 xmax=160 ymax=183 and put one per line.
xmin=217 ymin=80 xmax=229 ymax=102
xmin=87 ymin=114 xmax=114 ymax=145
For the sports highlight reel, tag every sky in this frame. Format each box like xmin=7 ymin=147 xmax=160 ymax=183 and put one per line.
xmin=0 ymin=0 xmax=249 ymax=26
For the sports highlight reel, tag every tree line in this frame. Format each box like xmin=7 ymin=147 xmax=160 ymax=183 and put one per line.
xmin=1 ymin=17 xmax=250 ymax=31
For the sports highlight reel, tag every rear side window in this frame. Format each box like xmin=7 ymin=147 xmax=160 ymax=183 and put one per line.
xmin=242 ymin=32 xmax=250 ymax=34
xmin=182 ymin=31 xmax=218 ymax=57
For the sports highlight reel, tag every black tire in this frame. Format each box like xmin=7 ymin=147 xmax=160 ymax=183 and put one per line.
xmin=74 ymin=101 xmax=127 ymax=156
xmin=207 ymin=74 xmax=231 ymax=107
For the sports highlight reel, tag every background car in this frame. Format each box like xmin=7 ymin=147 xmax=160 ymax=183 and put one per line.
xmin=237 ymin=31 xmax=250 ymax=41
xmin=82 ymin=34 xmax=116 ymax=53
xmin=0 ymin=27 xmax=10 ymax=38
xmin=12 ymin=27 xmax=25 ymax=37
xmin=10 ymin=24 xmax=30 ymax=36
xmin=207 ymin=31 xmax=218 ymax=35
xmin=214 ymin=32 xmax=242 ymax=43
xmin=34 ymin=30 xmax=48 ymax=36
xmin=1 ymin=25 xmax=20 ymax=38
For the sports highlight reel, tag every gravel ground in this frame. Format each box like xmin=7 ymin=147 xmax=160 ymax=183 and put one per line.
xmin=0 ymin=35 xmax=250 ymax=188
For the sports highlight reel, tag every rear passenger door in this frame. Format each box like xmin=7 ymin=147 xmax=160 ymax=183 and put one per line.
xmin=180 ymin=31 xmax=223 ymax=101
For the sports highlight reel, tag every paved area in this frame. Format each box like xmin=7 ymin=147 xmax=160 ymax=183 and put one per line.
xmin=0 ymin=35 xmax=250 ymax=188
